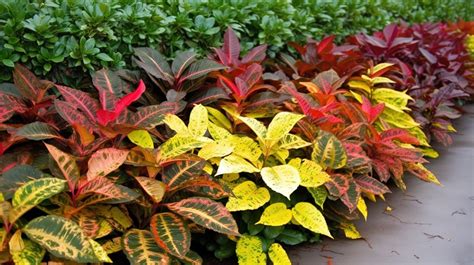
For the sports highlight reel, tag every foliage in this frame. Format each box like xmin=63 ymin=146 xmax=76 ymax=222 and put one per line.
xmin=0 ymin=0 xmax=473 ymax=84
xmin=1 ymin=23 xmax=473 ymax=264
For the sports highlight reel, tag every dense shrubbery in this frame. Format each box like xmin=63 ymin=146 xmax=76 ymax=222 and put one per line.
xmin=0 ymin=22 xmax=472 ymax=264
xmin=1 ymin=0 xmax=473 ymax=84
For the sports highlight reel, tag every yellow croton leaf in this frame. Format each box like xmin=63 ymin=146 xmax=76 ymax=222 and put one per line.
xmin=128 ymin=130 xmax=154 ymax=149
xmin=256 ymin=203 xmax=292 ymax=226
xmin=238 ymin=115 xmax=267 ymax=141
xmin=208 ymin=122 xmax=232 ymax=141
xmin=266 ymin=112 xmax=304 ymax=142
xmin=261 ymin=165 xmax=300 ymax=199
xmin=348 ymin=80 xmax=371 ymax=93
xmin=216 ymin=154 xmax=260 ymax=175
xmin=188 ymin=104 xmax=208 ymax=137
xmin=340 ymin=223 xmax=362 ymax=239
xmin=227 ymin=135 xmax=262 ymax=164
xmin=357 ymin=197 xmax=368 ymax=221
xmin=236 ymin=235 xmax=266 ymax=265
xmin=268 ymin=243 xmax=291 ymax=265
xmin=206 ymin=106 xmax=232 ymax=131
xmin=89 ymin=239 xmax=113 ymax=263
xmin=292 ymin=202 xmax=333 ymax=238
xmin=369 ymin=63 xmax=394 ymax=76
xmin=371 ymin=76 xmax=396 ymax=84
xmin=226 ymin=181 xmax=270 ymax=212
xmin=297 ymin=159 xmax=330 ymax=188
xmin=198 ymin=141 xmax=234 ymax=160
xmin=164 ymin=114 xmax=189 ymax=135
xmin=300 ymin=81 xmax=320 ymax=93
xmin=279 ymin=134 xmax=311 ymax=150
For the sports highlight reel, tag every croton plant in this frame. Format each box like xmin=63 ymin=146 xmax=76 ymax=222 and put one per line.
xmin=0 ymin=24 xmax=472 ymax=264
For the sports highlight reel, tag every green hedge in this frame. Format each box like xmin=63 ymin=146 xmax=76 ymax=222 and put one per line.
xmin=1 ymin=0 xmax=472 ymax=84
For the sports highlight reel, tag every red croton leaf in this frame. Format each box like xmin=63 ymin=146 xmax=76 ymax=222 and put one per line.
xmin=222 ymin=26 xmax=241 ymax=66
xmin=361 ymin=96 xmax=384 ymax=124
xmin=97 ymin=80 xmax=146 ymax=126
xmin=354 ymin=175 xmax=390 ymax=195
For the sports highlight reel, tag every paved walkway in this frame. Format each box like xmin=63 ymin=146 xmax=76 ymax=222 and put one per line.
xmin=289 ymin=105 xmax=474 ymax=265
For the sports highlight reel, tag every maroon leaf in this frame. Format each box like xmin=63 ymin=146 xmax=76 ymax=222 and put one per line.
xmin=54 ymin=100 xmax=95 ymax=132
xmin=341 ymin=179 xmax=360 ymax=213
xmin=12 ymin=64 xmax=44 ymax=102
xmin=223 ymin=26 xmax=240 ymax=66
xmin=324 ymin=174 xmax=349 ymax=198
xmin=129 ymin=102 xmax=182 ymax=129
xmin=241 ymin=44 xmax=267 ymax=64
xmin=133 ymin=48 xmax=174 ymax=84
xmin=92 ymin=69 xmax=130 ymax=111
xmin=354 ymin=175 xmax=390 ymax=195
xmin=178 ymin=59 xmax=225 ymax=83
xmin=57 ymin=85 xmax=100 ymax=122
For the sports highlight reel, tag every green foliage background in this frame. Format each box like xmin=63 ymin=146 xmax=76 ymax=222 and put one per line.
xmin=1 ymin=0 xmax=472 ymax=84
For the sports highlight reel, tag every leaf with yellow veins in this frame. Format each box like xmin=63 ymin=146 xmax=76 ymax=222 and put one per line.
xmin=256 ymin=203 xmax=292 ymax=226
xmin=198 ymin=141 xmax=234 ymax=160
xmin=238 ymin=115 xmax=267 ymax=141
xmin=261 ymin=165 xmax=300 ymax=199
xmin=268 ymin=243 xmax=291 ymax=265
xmin=266 ymin=112 xmax=304 ymax=142
xmin=188 ymin=104 xmax=208 ymax=137
xmin=226 ymin=181 xmax=270 ymax=212
xmin=370 ymin=62 xmax=394 ymax=75
xmin=89 ymin=239 xmax=113 ymax=263
xmin=292 ymin=202 xmax=332 ymax=238
xmin=340 ymin=223 xmax=361 ymax=239
xmin=128 ymin=130 xmax=154 ymax=149
xmin=357 ymin=197 xmax=368 ymax=221
xmin=298 ymin=159 xmax=330 ymax=187
xmin=216 ymin=154 xmax=260 ymax=175
xmin=236 ymin=235 xmax=266 ymax=265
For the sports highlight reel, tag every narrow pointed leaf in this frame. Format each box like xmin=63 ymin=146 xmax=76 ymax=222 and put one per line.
xmin=167 ymin=197 xmax=240 ymax=236
xmin=55 ymin=100 xmax=95 ymax=131
xmin=266 ymin=112 xmax=304 ymax=141
xmin=163 ymin=155 xmax=205 ymax=190
xmin=16 ymin=122 xmax=60 ymax=140
xmin=13 ymin=64 xmax=42 ymax=102
xmin=188 ymin=104 xmax=208 ymax=137
xmin=223 ymin=27 xmax=241 ymax=65
xmin=150 ymin=213 xmax=190 ymax=258
xmin=354 ymin=175 xmax=390 ymax=195
xmin=130 ymin=102 xmax=182 ymax=129
xmin=215 ymin=154 xmax=260 ymax=175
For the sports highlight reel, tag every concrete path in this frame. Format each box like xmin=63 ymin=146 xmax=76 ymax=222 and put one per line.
xmin=289 ymin=105 xmax=474 ymax=265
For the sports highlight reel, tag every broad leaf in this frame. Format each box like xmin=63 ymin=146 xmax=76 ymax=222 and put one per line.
xmin=188 ymin=104 xmax=208 ymax=137
xmin=215 ymin=154 xmax=260 ymax=175
xmin=238 ymin=116 xmax=267 ymax=141
xmin=150 ymin=213 xmax=190 ymax=258
xmin=307 ymin=186 xmax=328 ymax=209
xmin=354 ymin=175 xmax=390 ymax=195
xmin=158 ymin=135 xmax=211 ymax=161
xmin=23 ymin=215 xmax=104 ymax=262
xmin=172 ymin=51 xmax=197 ymax=77
xmin=279 ymin=134 xmax=311 ymax=149
xmin=45 ymin=143 xmax=80 ymax=191
xmin=268 ymin=243 xmax=291 ymax=265
xmin=236 ymin=235 xmax=266 ymax=265
xmin=341 ymin=179 xmax=360 ymax=213
xmin=128 ymin=130 xmax=154 ymax=149
xmin=134 ymin=48 xmax=173 ymax=84
xmin=266 ymin=112 xmax=304 ymax=141
xmin=0 ymin=165 xmax=44 ymax=200
xmin=292 ymin=202 xmax=332 ymax=238
xmin=162 ymin=155 xmax=205 ymax=190
xmin=257 ymin=203 xmax=292 ymax=226
xmin=123 ymin=229 xmax=171 ymax=265
xmin=92 ymin=69 xmax=129 ymax=111
xmin=87 ymin=148 xmax=129 ymax=180
xmin=55 ymin=100 xmax=95 ymax=131
xmin=297 ymin=159 xmax=330 ymax=187
xmin=16 ymin=122 xmax=60 ymax=140
xmin=11 ymin=239 xmax=45 ymax=265
xmin=167 ymin=197 xmax=239 ymax=236
xmin=135 ymin=177 xmax=166 ymax=203
xmin=130 ymin=102 xmax=182 ymax=129
xmin=261 ymin=165 xmax=300 ymax=199
xmin=57 ymin=85 xmax=100 ymax=122
xmin=9 ymin=178 xmax=67 ymax=224
xmin=312 ymin=131 xmax=347 ymax=169
xmin=13 ymin=64 xmax=43 ymax=102
xmin=226 ymin=181 xmax=270 ymax=211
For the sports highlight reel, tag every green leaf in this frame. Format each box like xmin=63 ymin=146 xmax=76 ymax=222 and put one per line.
xmin=128 ymin=130 xmax=154 ymax=149
xmin=276 ymin=228 xmax=308 ymax=245
xmin=122 ymin=229 xmax=171 ymax=265
xmin=307 ymin=186 xmax=328 ymax=209
xmin=236 ymin=235 xmax=266 ymax=265
xmin=312 ymin=131 xmax=347 ymax=169
xmin=9 ymin=178 xmax=67 ymax=224
xmin=135 ymin=177 xmax=166 ymax=203
xmin=23 ymin=215 xmax=103 ymax=262
xmin=261 ymin=165 xmax=300 ymax=199
xmin=292 ymin=202 xmax=332 ymax=238
xmin=268 ymin=243 xmax=291 ymax=265
xmin=150 ymin=212 xmax=190 ymax=258
xmin=256 ymin=203 xmax=292 ymax=226
xmin=226 ymin=181 xmax=270 ymax=212
xmin=16 ymin=122 xmax=60 ymax=140
xmin=86 ymin=148 xmax=129 ymax=180
xmin=162 ymin=155 xmax=205 ymax=190
xmin=167 ymin=197 xmax=240 ymax=236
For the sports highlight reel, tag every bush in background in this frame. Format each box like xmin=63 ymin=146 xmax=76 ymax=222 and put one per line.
xmin=1 ymin=0 xmax=472 ymax=85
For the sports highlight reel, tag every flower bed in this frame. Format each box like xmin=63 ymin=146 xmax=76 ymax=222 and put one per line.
xmin=0 ymin=22 xmax=472 ymax=264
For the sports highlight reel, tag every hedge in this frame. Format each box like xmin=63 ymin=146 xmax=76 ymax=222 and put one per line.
xmin=1 ymin=0 xmax=473 ymax=85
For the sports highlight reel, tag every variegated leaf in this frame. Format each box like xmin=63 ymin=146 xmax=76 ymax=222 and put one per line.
xmin=87 ymin=148 xmax=129 ymax=180
xmin=45 ymin=143 xmax=80 ymax=191
xmin=312 ymin=131 xmax=347 ymax=169
xmin=162 ymin=155 xmax=205 ymax=190
xmin=123 ymin=229 xmax=171 ymax=265
xmin=167 ymin=197 xmax=240 ymax=236
xmin=23 ymin=215 xmax=102 ymax=262
xmin=16 ymin=122 xmax=60 ymax=140
xmin=135 ymin=177 xmax=166 ymax=203
xmin=150 ymin=213 xmax=190 ymax=258
xmin=9 ymin=178 xmax=66 ymax=224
